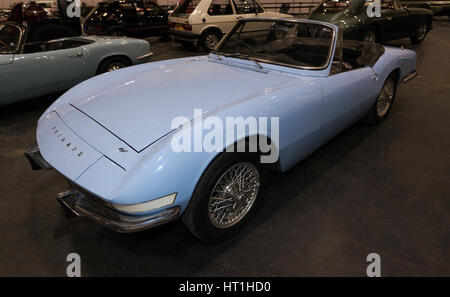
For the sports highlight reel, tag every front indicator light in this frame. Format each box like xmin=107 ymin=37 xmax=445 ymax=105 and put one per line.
xmin=113 ymin=193 xmax=177 ymax=213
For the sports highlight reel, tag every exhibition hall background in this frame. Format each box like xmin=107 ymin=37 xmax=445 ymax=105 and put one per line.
xmin=0 ymin=0 xmax=323 ymax=14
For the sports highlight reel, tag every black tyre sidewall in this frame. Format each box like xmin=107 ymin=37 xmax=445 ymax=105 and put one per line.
xmin=98 ymin=56 xmax=130 ymax=74
xmin=410 ymin=21 xmax=427 ymax=44
xmin=201 ymin=30 xmax=221 ymax=52
xmin=182 ymin=152 xmax=267 ymax=242
xmin=365 ymin=74 xmax=397 ymax=125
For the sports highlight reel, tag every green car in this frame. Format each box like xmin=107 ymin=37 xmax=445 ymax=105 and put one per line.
xmin=400 ymin=0 xmax=450 ymax=18
xmin=309 ymin=0 xmax=433 ymax=44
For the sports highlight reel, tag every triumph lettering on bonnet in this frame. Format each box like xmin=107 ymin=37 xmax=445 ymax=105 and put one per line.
xmin=51 ymin=126 xmax=83 ymax=158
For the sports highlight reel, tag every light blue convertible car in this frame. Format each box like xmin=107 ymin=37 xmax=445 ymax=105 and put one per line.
xmin=0 ymin=21 xmax=153 ymax=106
xmin=27 ymin=18 xmax=417 ymax=242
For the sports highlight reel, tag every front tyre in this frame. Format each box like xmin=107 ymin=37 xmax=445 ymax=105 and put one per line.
xmin=410 ymin=21 xmax=428 ymax=44
xmin=365 ymin=74 xmax=397 ymax=125
xmin=182 ymin=152 xmax=267 ymax=242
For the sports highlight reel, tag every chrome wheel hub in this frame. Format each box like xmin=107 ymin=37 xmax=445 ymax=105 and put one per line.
xmin=205 ymin=34 xmax=219 ymax=50
xmin=208 ymin=162 xmax=260 ymax=228
xmin=377 ymin=79 xmax=394 ymax=117
xmin=107 ymin=63 xmax=125 ymax=72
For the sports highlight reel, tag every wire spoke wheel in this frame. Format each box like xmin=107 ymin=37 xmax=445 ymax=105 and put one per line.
xmin=377 ymin=79 xmax=394 ymax=117
xmin=208 ymin=162 xmax=260 ymax=228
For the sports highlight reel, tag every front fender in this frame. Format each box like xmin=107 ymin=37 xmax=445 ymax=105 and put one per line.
xmin=106 ymin=127 xmax=217 ymax=214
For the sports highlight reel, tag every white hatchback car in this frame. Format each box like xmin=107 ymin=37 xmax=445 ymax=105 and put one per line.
xmin=169 ymin=0 xmax=291 ymax=51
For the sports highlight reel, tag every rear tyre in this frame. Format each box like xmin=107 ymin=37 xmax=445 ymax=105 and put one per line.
xmin=200 ymin=30 xmax=222 ymax=52
xmin=363 ymin=29 xmax=377 ymax=43
xmin=182 ymin=152 xmax=267 ymax=242
xmin=410 ymin=21 xmax=428 ymax=44
xmin=365 ymin=74 xmax=397 ymax=125
xmin=97 ymin=56 xmax=131 ymax=74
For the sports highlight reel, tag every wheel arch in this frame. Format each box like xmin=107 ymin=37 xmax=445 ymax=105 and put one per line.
xmin=96 ymin=54 xmax=133 ymax=74
xmin=390 ymin=68 xmax=401 ymax=86
xmin=200 ymin=25 xmax=223 ymax=38
xmin=108 ymin=129 xmax=280 ymax=214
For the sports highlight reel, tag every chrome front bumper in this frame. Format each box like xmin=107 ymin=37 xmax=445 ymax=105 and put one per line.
xmin=57 ymin=189 xmax=180 ymax=233
xmin=403 ymin=71 xmax=418 ymax=83
xmin=25 ymin=147 xmax=52 ymax=170
xmin=26 ymin=147 xmax=180 ymax=233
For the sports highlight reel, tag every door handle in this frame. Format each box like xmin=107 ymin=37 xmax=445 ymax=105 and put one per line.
xmin=69 ymin=52 xmax=83 ymax=58
xmin=236 ymin=16 xmax=243 ymax=20
xmin=386 ymin=16 xmax=392 ymax=21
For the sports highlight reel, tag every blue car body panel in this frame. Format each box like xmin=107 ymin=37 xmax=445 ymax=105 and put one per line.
xmin=35 ymin=22 xmax=417 ymax=218
xmin=0 ymin=35 xmax=151 ymax=106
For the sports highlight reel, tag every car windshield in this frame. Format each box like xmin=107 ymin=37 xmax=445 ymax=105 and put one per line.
xmin=215 ymin=20 xmax=335 ymax=69
xmin=86 ymin=2 xmax=137 ymax=22
xmin=314 ymin=0 xmax=352 ymax=14
xmin=171 ymin=0 xmax=201 ymax=17
xmin=0 ymin=23 xmax=21 ymax=54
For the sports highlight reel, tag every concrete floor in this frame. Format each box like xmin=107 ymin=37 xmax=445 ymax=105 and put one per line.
xmin=0 ymin=18 xmax=449 ymax=277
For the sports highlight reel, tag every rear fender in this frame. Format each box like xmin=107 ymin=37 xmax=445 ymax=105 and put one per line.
xmin=372 ymin=46 xmax=417 ymax=92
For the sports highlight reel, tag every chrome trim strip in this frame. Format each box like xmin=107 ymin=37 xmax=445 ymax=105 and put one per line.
xmin=403 ymin=71 xmax=418 ymax=83
xmin=57 ymin=189 xmax=180 ymax=233
xmin=137 ymin=51 xmax=154 ymax=60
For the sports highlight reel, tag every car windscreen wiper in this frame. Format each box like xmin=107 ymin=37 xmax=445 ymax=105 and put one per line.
xmin=211 ymin=51 xmax=263 ymax=69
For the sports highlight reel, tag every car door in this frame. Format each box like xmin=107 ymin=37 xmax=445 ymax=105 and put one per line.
xmin=319 ymin=31 xmax=378 ymax=142
xmin=0 ymin=54 xmax=16 ymax=104
xmin=5 ymin=40 xmax=84 ymax=100
xmin=393 ymin=0 xmax=415 ymax=35
xmin=205 ymin=0 xmax=237 ymax=35
xmin=0 ymin=22 xmax=26 ymax=104
xmin=379 ymin=0 xmax=405 ymax=40
xmin=319 ymin=68 xmax=378 ymax=141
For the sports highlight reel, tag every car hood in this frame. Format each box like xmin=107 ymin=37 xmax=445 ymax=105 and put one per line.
xmin=57 ymin=56 xmax=300 ymax=152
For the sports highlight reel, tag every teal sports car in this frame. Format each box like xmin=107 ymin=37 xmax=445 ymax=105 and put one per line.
xmin=0 ymin=21 xmax=153 ymax=106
